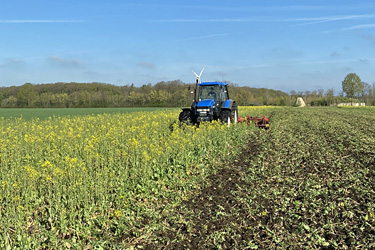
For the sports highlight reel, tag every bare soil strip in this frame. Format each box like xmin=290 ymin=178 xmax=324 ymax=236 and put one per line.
xmin=137 ymin=137 xmax=262 ymax=249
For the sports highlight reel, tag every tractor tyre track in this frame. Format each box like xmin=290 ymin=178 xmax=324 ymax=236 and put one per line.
xmin=141 ymin=137 xmax=262 ymax=249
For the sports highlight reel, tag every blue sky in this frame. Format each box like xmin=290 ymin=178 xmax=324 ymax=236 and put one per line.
xmin=1 ymin=0 xmax=375 ymax=93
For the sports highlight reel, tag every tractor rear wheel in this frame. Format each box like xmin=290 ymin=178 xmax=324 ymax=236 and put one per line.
xmin=219 ymin=110 xmax=231 ymax=126
xmin=179 ymin=110 xmax=192 ymax=125
xmin=231 ymin=103 xmax=238 ymax=123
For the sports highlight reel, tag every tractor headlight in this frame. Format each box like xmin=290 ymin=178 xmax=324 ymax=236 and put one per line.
xmin=197 ymin=108 xmax=210 ymax=112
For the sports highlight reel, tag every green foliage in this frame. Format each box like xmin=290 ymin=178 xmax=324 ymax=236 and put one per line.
xmin=17 ymin=83 xmax=38 ymax=107
xmin=0 ymin=81 xmax=289 ymax=108
xmin=342 ymin=73 xmax=364 ymax=99
xmin=228 ymin=85 xmax=289 ymax=106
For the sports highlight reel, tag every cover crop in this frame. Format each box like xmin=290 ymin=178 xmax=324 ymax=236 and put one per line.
xmin=0 ymin=107 xmax=270 ymax=249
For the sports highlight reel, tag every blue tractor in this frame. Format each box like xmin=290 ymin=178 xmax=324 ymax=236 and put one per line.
xmin=179 ymin=68 xmax=238 ymax=126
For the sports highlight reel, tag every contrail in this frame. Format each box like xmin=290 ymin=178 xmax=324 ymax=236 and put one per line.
xmin=154 ymin=14 xmax=375 ymax=25
xmin=343 ymin=23 xmax=375 ymax=30
xmin=169 ymin=33 xmax=230 ymax=42
xmin=0 ymin=19 xmax=85 ymax=23
xmin=153 ymin=18 xmax=271 ymax=23
xmin=289 ymin=14 xmax=375 ymax=26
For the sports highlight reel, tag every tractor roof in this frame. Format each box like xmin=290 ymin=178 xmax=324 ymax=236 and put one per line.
xmin=199 ymin=82 xmax=228 ymax=86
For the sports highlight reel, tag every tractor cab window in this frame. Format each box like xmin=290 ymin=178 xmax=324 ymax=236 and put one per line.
xmin=198 ymin=85 xmax=220 ymax=101
xmin=222 ymin=85 xmax=229 ymax=101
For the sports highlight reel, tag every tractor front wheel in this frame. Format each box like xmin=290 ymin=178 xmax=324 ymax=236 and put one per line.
xmin=179 ymin=110 xmax=192 ymax=125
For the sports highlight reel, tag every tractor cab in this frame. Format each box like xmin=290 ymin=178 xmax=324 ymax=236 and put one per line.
xmin=198 ymin=83 xmax=229 ymax=103
xmin=195 ymin=82 xmax=230 ymax=122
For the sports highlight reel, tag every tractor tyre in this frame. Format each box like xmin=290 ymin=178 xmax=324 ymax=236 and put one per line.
xmin=219 ymin=110 xmax=231 ymax=126
xmin=179 ymin=110 xmax=192 ymax=125
xmin=231 ymin=103 xmax=238 ymax=124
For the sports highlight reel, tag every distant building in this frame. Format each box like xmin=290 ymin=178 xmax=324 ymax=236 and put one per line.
xmin=336 ymin=103 xmax=366 ymax=107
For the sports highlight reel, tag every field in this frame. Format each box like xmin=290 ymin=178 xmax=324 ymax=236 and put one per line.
xmin=1 ymin=107 xmax=375 ymax=249
xmin=0 ymin=107 xmax=173 ymax=120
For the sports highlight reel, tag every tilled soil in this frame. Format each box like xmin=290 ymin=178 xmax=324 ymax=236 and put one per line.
xmin=139 ymin=139 xmax=262 ymax=249
xmin=136 ymin=108 xmax=375 ymax=249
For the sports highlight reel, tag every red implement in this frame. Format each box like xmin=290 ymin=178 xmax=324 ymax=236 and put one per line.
xmin=238 ymin=115 xmax=270 ymax=129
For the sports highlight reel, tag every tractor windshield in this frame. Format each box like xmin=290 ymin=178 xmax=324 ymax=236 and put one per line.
xmin=198 ymin=85 xmax=220 ymax=102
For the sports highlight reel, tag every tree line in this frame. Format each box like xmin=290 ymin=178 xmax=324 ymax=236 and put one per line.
xmin=0 ymin=81 xmax=289 ymax=108
xmin=1 ymin=73 xmax=374 ymax=108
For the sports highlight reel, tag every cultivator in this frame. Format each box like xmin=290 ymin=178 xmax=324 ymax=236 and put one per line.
xmin=238 ymin=115 xmax=270 ymax=129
